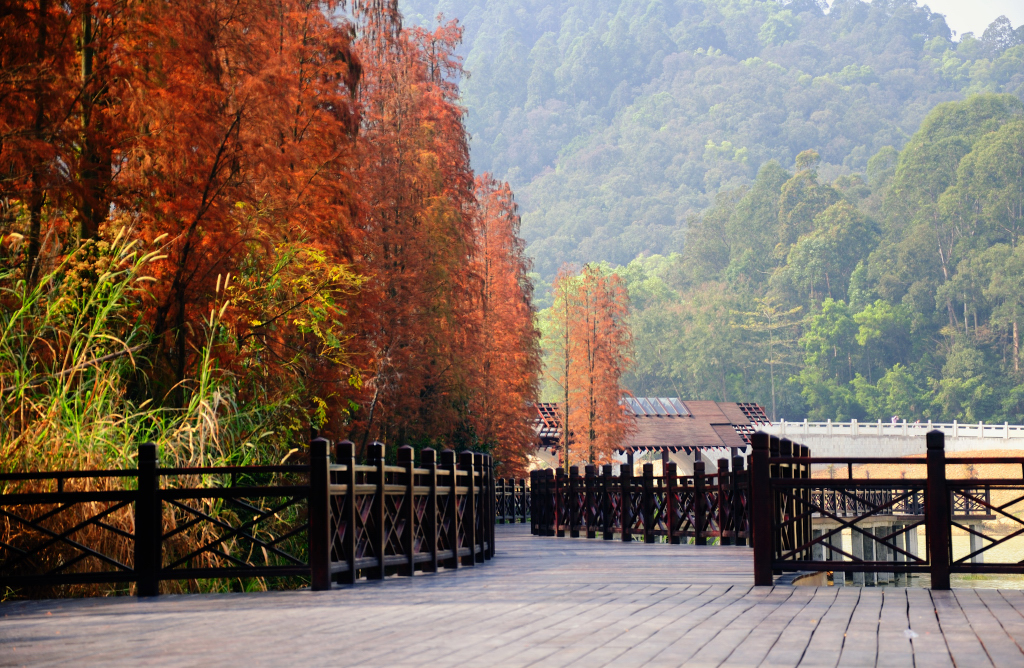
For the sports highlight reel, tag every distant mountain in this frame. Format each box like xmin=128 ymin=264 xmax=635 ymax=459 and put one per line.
xmin=399 ymin=0 xmax=1024 ymax=278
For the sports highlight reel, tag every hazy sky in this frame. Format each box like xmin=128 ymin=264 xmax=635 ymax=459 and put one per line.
xmin=920 ymin=0 xmax=1024 ymax=38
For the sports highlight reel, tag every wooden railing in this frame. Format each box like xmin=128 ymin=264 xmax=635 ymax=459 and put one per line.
xmin=750 ymin=430 xmax=1012 ymax=589
xmin=320 ymin=441 xmax=494 ymax=585
xmin=495 ymin=477 xmax=529 ymax=524
xmin=1 ymin=439 xmax=496 ymax=597
xmin=529 ymin=458 xmax=750 ymax=544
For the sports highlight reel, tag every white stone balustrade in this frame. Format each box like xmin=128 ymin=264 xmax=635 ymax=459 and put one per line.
xmin=760 ymin=419 xmax=1024 ymax=457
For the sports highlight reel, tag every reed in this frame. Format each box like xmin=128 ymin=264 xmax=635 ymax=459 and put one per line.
xmin=1 ymin=229 xmax=308 ymax=598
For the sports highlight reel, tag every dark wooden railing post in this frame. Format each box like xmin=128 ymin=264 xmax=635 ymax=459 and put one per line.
xmin=484 ymin=454 xmax=494 ymax=560
xmin=693 ymin=460 xmax=706 ymax=546
xmin=666 ymin=462 xmax=679 ymax=544
xmin=732 ymin=455 xmax=746 ymax=547
xmin=751 ymin=431 xmax=773 ymax=586
xmin=718 ymin=458 xmax=731 ymax=545
xmin=461 ymin=451 xmax=477 ymax=566
xmin=420 ymin=448 xmax=438 ymax=573
xmin=548 ymin=469 xmax=558 ymax=536
xmin=800 ymin=445 xmax=811 ymax=560
xmin=770 ymin=436 xmax=782 ymax=568
xmin=602 ymin=464 xmax=614 ymax=539
xmin=336 ymin=440 xmax=357 ymax=584
xmin=519 ymin=478 xmax=528 ymax=525
xmin=309 ymin=437 xmax=332 ymax=591
xmin=539 ymin=469 xmax=549 ymax=535
xmin=779 ymin=439 xmax=794 ymax=560
xmin=569 ymin=465 xmax=580 ymax=538
xmin=554 ymin=467 xmax=565 ymax=537
xmin=135 ymin=442 xmax=160 ymax=597
xmin=642 ymin=463 xmax=655 ymax=543
xmin=398 ymin=445 xmax=416 ymax=576
xmin=585 ymin=465 xmax=597 ymax=539
xmin=497 ymin=477 xmax=505 ymax=525
xmin=477 ymin=454 xmax=485 ymax=558
xmin=927 ymin=430 xmax=950 ymax=590
xmin=621 ymin=463 xmax=633 ymax=542
xmin=530 ymin=470 xmax=539 ymax=534
xmin=441 ymin=449 xmax=459 ymax=569
xmin=368 ymin=441 xmax=387 ymax=579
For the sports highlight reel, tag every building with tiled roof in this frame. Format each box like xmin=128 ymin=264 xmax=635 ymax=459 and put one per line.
xmin=531 ymin=398 xmax=770 ymax=474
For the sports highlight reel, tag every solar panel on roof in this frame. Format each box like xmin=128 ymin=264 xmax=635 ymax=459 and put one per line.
xmin=638 ymin=398 xmax=656 ymax=415
xmin=669 ymin=398 xmax=689 ymax=415
xmin=658 ymin=398 xmax=678 ymax=416
xmin=625 ymin=397 xmax=642 ymax=416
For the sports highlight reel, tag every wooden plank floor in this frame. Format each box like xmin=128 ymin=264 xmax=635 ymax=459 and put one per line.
xmin=3 ymin=524 xmax=1024 ymax=667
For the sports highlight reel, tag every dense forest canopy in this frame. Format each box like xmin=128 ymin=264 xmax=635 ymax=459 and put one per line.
xmin=400 ymin=0 xmax=1024 ymax=280
xmin=398 ymin=0 xmax=1024 ymax=424
xmin=621 ymin=95 xmax=1024 ymax=424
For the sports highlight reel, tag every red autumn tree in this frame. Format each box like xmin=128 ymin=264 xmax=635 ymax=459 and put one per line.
xmin=1 ymin=1 xmax=543 ymax=466
xmin=345 ymin=14 xmax=483 ymax=451
xmin=546 ymin=263 xmax=633 ymax=467
xmin=468 ymin=176 xmax=541 ymax=475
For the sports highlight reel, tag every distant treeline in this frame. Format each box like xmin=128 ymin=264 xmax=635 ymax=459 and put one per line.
xmin=618 ymin=94 xmax=1024 ymax=425
xmin=401 ymin=0 xmax=1024 ymax=279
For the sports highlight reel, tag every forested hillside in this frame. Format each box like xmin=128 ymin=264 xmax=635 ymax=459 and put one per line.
xmin=620 ymin=94 xmax=1024 ymax=424
xmin=400 ymin=0 xmax=1024 ymax=279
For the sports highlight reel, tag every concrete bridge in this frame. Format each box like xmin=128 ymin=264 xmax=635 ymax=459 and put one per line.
xmin=762 ymin=420 xmax=1024 ymax=458
xmin=4 ymin=525 xmax=1023 ymax=667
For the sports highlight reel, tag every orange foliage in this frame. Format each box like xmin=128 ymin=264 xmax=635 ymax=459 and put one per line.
xmin=547 ymin=264 xmax=633 ymax=467
xmin=468 ymin=177 xmax=542 ymax=476
xmin=0 ymin=0 xmax=541 ymax=469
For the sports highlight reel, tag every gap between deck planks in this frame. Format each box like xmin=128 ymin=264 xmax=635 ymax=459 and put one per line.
xmin=1 ymin=524 xmax=1023 ymax=667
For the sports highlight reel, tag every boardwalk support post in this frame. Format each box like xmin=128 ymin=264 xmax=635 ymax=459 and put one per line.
xmin=718 ymin=458 xmax=730 ymax=545
xmin=421 ymin=448 xmax=438 ymax=573
xmin=461 ymin=451 xmax=477 ymax=566
xmin=750 ymin=432 xmax=773 ymax=586
xmin=621 ymin=463 xmax=633 ymax=542
xmin=732 ymin=455 xmax=746 ymax=547
xmin=666 ymin=462 xmax=679 ymax=545
xmin=643 ymin=463 xmax=655 ymax=543
xmin=569 ymin=466 xmax=580 ymax=538
xmin=585 ymin=465 xmax=597 ymax=539
xmin=442 ymin=450 xmax=460 ymax=569
xmin=927 ymin=430 xmax=950 ymax=590
xmin=135 ymin=442 xmax=160 ymax=597
xmin=336 ymin=440 xmax=357 ymax=584
xmin=369 ymin=442 xmax=387 ymax=579
xmin=602 ymin=464 xmax=614 ymax=539
xmin=482 ymin=454 xmax=492 ymax=561
xmin=398 ymin=445 xmax=416 ymax=576
xmin=519 ymin=477 xmax=528 ymax=525
xmin=309 ymin=436 xmax=331 ymax=591
xmin=532 ymin=471 xmax=540 ymax=536
xmin=694 ymin=460 xmax=706 ymax=546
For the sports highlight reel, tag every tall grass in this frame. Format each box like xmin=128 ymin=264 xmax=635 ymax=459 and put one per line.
xmin=0 ymin=229 xmax=308 ymax=598
xmin=0 ymin=228 xmax=301 ymax=473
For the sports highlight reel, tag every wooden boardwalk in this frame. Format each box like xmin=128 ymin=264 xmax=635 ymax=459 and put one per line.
xmin=3 ymin=525 xmax=1024 ymax=667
